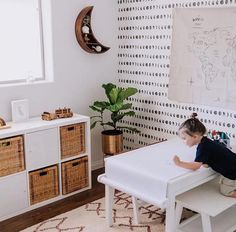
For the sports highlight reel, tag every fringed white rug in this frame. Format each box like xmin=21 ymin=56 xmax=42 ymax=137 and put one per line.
xmin=21 ymin=192 xmax=192 ymax=232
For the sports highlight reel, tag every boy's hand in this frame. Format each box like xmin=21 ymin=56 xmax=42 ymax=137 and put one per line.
xmin=173 ymin=155 xmax=181 ymax=166
xmin=173 ymin=155 xmax=202 ymax=170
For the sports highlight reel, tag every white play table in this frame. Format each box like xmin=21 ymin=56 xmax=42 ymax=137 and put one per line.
xmin=98 ymin=138 xmax=218 ymax=232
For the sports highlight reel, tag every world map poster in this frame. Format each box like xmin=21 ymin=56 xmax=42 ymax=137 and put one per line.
xmin=168 ymin=7 xmax=236 ymax=109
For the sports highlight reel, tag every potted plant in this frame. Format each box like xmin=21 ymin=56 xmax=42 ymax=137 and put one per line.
xmin=89 ymin=83 xmax=140 ymax=155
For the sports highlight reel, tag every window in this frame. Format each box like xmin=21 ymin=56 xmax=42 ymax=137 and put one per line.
xmin=0 ymin=0 xmax=51 ymax=85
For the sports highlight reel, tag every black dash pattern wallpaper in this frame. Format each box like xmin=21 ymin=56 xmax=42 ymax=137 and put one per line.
xmin=117 ymin=0 xmax=236 ymax=150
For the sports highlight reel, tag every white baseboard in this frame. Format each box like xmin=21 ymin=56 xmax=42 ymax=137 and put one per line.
xmin=91 ymin=159 xmax=104 ymax=171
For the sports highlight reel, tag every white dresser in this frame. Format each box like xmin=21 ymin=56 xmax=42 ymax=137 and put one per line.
xmin=0 ymin=114 xmax=91 ymax=221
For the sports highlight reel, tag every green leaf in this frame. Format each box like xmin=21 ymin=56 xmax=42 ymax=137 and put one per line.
xmin=102 ymin=83 xmax=116 ymax=103
xmin=108 ymin=88 xmax=120 ymax=104
xmin=107 ymin=103 xmax=123 ymax=112
xmin=90 ymin=121 xmax=100 ymax=129
xmin=123 ymin=111 xmax=135 ymax=116
xmin=108 ymin=88 xmax=118 ymax=104
xmin=102 ymin=122 xmax=115 ymax=129
xmin=89 ymin=105 xmax=102 ymax=113
xmin=120 ymin=103 xmax=132 ymax=110
xmin=111 ymin=111 xmax=135 ymax=123
xmin=106 ymin=102 xmax=133 ymax=113
xmin=93 ymin=101 xmax=110 ymax=109
xmin=111 ymin=113 xmax=123 ymax=123
xmin=117 ymin=87 xmax=138 ymax=102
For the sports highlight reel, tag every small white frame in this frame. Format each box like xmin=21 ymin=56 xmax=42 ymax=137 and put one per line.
xmin=11 ymin=99 xmax=29 ymax=122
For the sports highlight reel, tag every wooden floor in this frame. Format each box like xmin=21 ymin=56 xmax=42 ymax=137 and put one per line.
xmin=0 ymin=168 xmax=105 ymax=232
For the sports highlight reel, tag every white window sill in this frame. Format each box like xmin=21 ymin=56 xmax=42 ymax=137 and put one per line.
xmin=0 ymin=80 xmax=54 ymax=88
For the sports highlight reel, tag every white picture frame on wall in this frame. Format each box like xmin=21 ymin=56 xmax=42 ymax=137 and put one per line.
xmin=11 ymin=99 xmax=29 ymax=122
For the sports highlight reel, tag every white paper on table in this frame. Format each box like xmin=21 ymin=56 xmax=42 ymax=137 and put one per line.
xmin=105 ymin=138 xmax=197 ymax=203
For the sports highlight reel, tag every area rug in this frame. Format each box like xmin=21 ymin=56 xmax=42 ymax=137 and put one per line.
xmin=21 ymin=192 xmax=192 ymax=232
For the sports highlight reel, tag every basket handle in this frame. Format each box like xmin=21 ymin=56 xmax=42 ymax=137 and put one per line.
xmin=39 ymin=171 xmax=48 ymax=176
xmin=72 ymin=161 xmax=80 ymax=167
xmin=0 ymin=141 xmax=11 ymax=147
xmin=67 ymin=126 xmax=75 ymax=131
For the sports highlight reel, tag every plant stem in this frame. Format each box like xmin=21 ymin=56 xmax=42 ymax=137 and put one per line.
xmin=101 ymin=112 xmax=105 ymax=130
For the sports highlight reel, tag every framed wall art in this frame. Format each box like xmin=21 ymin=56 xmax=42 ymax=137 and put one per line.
xmin=11 ymin=99 xmax=29 ymax=122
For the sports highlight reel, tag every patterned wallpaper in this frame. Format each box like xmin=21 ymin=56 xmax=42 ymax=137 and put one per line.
xmin=117 ymin=0 xmax=236 ymax=150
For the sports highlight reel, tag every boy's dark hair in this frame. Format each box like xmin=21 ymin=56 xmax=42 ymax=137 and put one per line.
xmin=179 ymin=113 xmax=206 ymax=136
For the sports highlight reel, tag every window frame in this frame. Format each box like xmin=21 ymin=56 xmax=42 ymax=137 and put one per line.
xmin=0 ymin=0 xmax=53 ymax=87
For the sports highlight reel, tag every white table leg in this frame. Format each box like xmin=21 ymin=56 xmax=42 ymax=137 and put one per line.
xmin=105 ymin=185 xmax=114 ymax=227
xmin=165 ymin=196 xmax=176 ymax=232
xmin=132 ymin=196 xmax=140 ymax=224
xmin=201 ymin=213 xmax=212 ymax=232
xmin=175 ymin=202 xmax=183 ymax=228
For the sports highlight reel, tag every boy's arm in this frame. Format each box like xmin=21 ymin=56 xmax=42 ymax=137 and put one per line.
xmin=173 ymin=155 xmax=202 ymax=171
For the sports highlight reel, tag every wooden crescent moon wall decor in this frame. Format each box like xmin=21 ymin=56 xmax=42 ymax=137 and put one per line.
xmin=75 ymin=6 xmax=110 ymax=54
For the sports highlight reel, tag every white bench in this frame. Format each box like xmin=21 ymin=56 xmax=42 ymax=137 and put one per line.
xmin=175 ymin=177 xmax=236 ymax=232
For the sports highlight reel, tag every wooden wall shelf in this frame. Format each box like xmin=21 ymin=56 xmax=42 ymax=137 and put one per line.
xmin=75 ymin=6 xmax=110 ymax=54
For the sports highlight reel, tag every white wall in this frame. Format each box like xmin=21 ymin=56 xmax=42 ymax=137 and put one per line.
xmin=118 ymin=0 xmax=236 ymax=150
xmin=0 ymin=0 xmax=118 ymax=170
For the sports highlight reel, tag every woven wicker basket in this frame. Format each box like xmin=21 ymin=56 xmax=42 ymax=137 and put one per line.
xmin=29 ymin=165 xmax=59 ymax=205
xmin=0 ymin=135 xmax=25 ymax=177
xmin=60 ymin=123 xmax=86 ymax=159
xmin=61 ymin=156 xmax=88 ymax=194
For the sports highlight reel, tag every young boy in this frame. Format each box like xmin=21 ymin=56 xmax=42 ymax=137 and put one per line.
xmin=173 ymin=113 xmax=236 ymax=198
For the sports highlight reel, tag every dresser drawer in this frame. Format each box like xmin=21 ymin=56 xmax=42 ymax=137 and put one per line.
xmin=25 ymin=128 xmax=59 ymax=171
